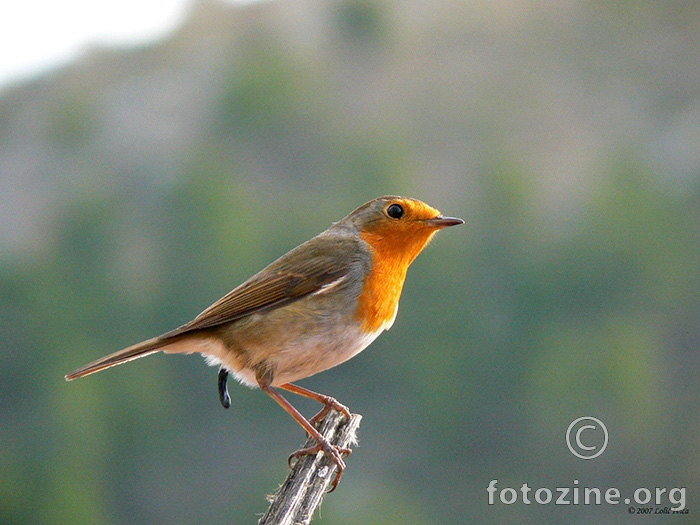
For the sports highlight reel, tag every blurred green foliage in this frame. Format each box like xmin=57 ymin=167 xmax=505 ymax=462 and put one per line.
xmin=1 ymin=0 xmax=699 ymax=523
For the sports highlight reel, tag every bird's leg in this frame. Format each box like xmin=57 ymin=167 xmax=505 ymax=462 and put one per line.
xmin=260 ymin=383 xmax=351 ymax=491
xmin=218 ymin=369 xmax=231 ymax=409
xmin=279 ymin=382 xmax=351 ymax=428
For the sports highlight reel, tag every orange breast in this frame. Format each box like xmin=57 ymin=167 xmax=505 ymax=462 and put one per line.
xmin=355 ymin=227 xmax=436 ymax=333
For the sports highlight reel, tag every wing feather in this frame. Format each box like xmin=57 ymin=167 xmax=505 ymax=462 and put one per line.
xmin=66 ymin=230 xmax=365 ymax=381
xmin=171 ymin=236 xmax=357 ymax=334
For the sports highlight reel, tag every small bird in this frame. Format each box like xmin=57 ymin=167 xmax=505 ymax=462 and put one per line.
xmin=66 ymin=195 xmax=462 ymax=489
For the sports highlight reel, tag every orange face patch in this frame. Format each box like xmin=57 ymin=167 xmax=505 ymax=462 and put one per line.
xmin=355 ymin=198 xmax=444 ymax=333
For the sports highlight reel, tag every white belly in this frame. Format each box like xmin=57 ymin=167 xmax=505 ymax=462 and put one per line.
xmin=227 ymin=324 xmax=384 ymax=387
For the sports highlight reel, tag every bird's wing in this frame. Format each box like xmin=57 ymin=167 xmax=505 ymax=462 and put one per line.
xmin=65 ymin=235 xmax=362 ymax=380
xmin=169 ymin=235 xmax=359 ymax=334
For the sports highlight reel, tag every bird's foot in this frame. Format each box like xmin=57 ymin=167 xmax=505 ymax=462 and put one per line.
xmin=288 ymin=439 xmax=352 ymax=492
xmin=308 ymin=396 xmax=351 ymax=428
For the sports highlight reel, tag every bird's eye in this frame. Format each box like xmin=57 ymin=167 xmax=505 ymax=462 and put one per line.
xmin=386 ymin=203 xmax=404 ymax=219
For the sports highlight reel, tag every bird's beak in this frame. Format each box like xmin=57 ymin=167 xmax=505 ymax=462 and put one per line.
xmin=425 ymin=216 xmax=464 ymax=228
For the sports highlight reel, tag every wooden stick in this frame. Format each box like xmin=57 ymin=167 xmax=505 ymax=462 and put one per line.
xmin=258 ymin=410 xmax=362 ymax=525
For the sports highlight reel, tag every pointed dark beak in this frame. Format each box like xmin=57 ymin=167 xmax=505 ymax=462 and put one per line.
xmin=425 ymin=216 xmax=464 ymax=228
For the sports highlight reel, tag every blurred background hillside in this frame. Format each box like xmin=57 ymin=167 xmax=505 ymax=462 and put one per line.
xmin=1 ymin=0 xmax=699 ymax=523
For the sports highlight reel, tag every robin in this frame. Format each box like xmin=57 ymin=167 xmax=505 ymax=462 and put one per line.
xmin=66 ymin=195 xmax=463 ymax=489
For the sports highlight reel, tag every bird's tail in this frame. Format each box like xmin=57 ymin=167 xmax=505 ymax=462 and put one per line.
xmin=65 ymin=334 xmax=184 ymax=381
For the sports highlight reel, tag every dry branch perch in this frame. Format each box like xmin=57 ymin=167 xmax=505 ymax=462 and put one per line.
xmin=258 ymin=410 xmax=362 ymax=525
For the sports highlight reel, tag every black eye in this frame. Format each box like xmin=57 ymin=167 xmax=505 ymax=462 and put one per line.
xmin=386 ymin=203 xmax=404 ymax=219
